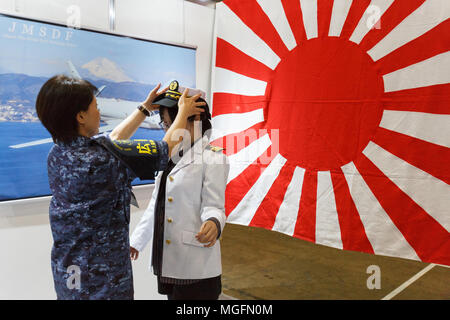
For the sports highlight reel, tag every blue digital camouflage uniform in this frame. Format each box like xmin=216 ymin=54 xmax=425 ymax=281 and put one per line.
xmin=47 ymin=133 xmax=168 ymax=300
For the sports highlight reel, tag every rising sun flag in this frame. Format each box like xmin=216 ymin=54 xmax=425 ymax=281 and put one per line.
xmin=210 ymin=0 xmax=450 ymax=266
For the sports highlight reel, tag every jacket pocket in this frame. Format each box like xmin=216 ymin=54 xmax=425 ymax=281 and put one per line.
xmin=181 ymin=230 xmax=207 ymax=248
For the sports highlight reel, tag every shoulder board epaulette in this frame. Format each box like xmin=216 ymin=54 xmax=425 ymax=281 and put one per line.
xmin=206 ymin=145 xmax=224 ymax=152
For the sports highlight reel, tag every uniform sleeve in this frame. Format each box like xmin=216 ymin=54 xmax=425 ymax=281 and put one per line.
xmin=206 ymin=217 xmax=222 ymax=239
xmin=200 ymin=151 xmax=229 ymax=234
xmin=94 ymin=136 xmax=168 ymax=180
xmin=130 ymin=177 xmax=160 ymax=252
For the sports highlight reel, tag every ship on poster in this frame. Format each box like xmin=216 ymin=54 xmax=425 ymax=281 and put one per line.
xmin=0 ymin=14 xmax=196 ymax=201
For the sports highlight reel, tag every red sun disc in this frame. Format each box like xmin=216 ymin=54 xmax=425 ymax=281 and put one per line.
xmin=265 ymin=37 xmax=384 ymax=171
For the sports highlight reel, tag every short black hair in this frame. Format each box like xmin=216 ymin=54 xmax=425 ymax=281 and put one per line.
xmin=36 ymin=74 xmax=97 ymax=144
xmin=160 ymin=105 xmax=212 ymax=137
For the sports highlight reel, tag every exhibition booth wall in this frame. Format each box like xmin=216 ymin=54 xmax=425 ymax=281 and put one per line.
xmin=0 ymin=0 xmax=215 ymax=299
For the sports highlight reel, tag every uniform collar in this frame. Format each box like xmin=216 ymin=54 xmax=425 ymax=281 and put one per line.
xmin=56 ymin=135 xmax=93 ymax=148
xmin=187 ymin=135 xmax=209 ymax=154
xmin=169 ymin=135 xmax=209 ymax=175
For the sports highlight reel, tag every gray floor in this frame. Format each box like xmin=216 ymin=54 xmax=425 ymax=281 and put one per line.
xmin=220 ymin=223 xmax=450 ymax=300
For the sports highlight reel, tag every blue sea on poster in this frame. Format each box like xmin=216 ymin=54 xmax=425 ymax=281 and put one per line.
xmin=0 ymin=122 xmax=165 ymax=201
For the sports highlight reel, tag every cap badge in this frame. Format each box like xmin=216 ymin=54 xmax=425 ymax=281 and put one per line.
xmin=169 ymin=80 xmax=179 ymax=91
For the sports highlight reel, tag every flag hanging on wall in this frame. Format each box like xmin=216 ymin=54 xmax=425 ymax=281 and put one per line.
xmin=211 ymin=0 xmax=450 ymax=266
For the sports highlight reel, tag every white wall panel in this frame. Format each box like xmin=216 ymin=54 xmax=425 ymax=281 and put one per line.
xmin=115 ymin=0 xmax=185 ymax=45
xmin=0 ymin=0 xmax=109 ymax=30
xmin=0 ymin=0 xmax=15 ymax=13
xmin=184 ymin=0 xmax=214 ymax=102
xmin=0 ymin=187 xmax=166 ymax=300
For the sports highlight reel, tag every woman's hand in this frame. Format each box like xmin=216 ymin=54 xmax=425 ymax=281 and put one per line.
xmin=196 ymin=221 xmax=218 ymax=248
xmin=142 ymin=83 xmax=168 ymax=111
xmin=178 ymin=88 xmax=206 ymax=118
xmin=130 ymin=246 xmax=139 ymax=260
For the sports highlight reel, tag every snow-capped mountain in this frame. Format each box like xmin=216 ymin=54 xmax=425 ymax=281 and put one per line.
xmin=81 ymin=57 xmax=134 ymax=83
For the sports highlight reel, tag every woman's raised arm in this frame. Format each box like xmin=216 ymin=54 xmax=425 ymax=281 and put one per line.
xmin=109 ymin=84 xmax=166 ymax=141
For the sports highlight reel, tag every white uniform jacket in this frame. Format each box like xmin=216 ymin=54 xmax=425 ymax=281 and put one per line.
xmin=130 ymin=135 xmax=229 ymax=280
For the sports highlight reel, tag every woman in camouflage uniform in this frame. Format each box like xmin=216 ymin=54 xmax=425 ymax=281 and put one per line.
xmin=36 ymin=75 xmax=205 ymax=299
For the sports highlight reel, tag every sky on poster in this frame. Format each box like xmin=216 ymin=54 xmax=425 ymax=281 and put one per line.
xmin=0 ymin=14 xmax=196 ymax=86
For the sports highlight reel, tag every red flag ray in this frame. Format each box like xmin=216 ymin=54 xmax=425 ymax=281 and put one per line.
xmin=372 ymin=127 xmax=450 ymax=185
xmin=359 ymin=0 xmax=426 ymax=52
xmin=354 ymin=154 xmax=450 ymax=265
xmin=281 ymin=0 xmax=307 ymax=44
xmin=225 ymin=0 xmax=289 ymax=59
xmin=212 ymin=93 xmax=267 ymax=117
xmin=339 ymin=0 xmax=371 ymax=40
xmin=225 ymin=145 xmax=276 ymax=216
xmin=331 ymin=169 xmax=374 ymax=254
xmin=375 ymin=20 xmax=450 ymax=76
xmin=382 ymin=84 xmax=450 ymax=115
xmin=317 ymin=0 xmax=334 ymax=38
xmin=293 ymin=170 xmax=318 ymax=242
xmin=249 ymin=163 xmax=296 ymax=229
xmin=215 ymin=38 xmax=273 ymax=84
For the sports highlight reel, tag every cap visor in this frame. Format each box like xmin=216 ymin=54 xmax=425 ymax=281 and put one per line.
xmin=152 ymin=97 xmax=178 ymax=108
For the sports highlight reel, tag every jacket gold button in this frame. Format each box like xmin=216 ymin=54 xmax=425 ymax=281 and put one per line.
xmin=168 ymin=196 xmax=173 ymax=202
xmin=169 ymin=176 xmax=174 ymax=182
xmin=167 ymin=218 xmax=173 ymax=223
xmin=166 ymin=239 xmax=171 ymax=245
